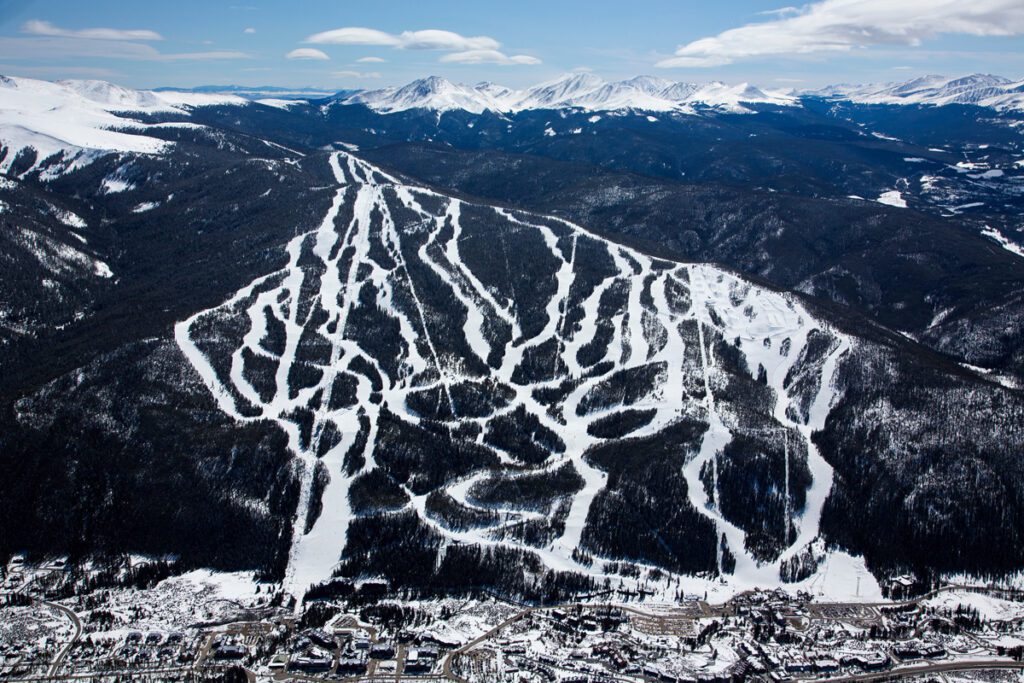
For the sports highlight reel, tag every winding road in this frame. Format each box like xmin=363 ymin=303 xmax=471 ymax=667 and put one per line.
xmin=43 ymin=598 xmax=83 ymax=677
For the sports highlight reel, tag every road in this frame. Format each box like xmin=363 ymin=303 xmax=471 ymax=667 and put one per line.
xmin=441 ymin=607 xmax=531 ymax=682
xmin=12 ymin=663 xmax=243 ymax=682
xmin=5 ymin=566 xmax=83 ymax=679
xmin=43 ymin=598 xmax=83 ymax=677
xmin=809 ymin=659 xmax=1024 ymax=682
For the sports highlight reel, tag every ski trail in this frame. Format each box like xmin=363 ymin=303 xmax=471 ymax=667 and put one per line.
xmin=419 ymin=199 xmax=491 ymax=366
xmin=779 ymin=336 xmax=850 ymax=560
xmin=446 ymin=201 xmax=520 ymax=337
xmin=682 ymin=263 xmax=762 ymax=579
xmin=551 ymin=234 xmax=578 ymax=377
xmin=681 ymin=264 xmax=854 ymax=582
xmin=562 ymin=267 xmax=617 ymax=378
xmin=281 ymin=154 xmax=359 ymax=598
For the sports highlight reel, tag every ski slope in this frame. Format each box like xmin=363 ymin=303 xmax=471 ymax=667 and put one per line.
xmin=176 ymin=151 xmax=862 ymax=602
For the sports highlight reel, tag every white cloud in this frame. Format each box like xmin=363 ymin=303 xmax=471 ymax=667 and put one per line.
xmin=356 ymin=56 xmax=386 ymax=63
xmin=657 ymin=0 xmax=1024 ymax=68
xmin=244 ymin=27 xmax=256 ymax=34
xmin=160 ymin=51 xmax=250 ymax=61
xmin=0 ymin=63 xmax=121 ymax=79
xmin=22 ymin=19 xmax=163 ymax=41
xmin=306 ymin=27 xmax=499 ymax=51
xmin=439 ymin=49 xmax=541 ymax=65
xmin=757 ymin=6 xmax=800 ymax=17
xmin=334 ymin=70 xmax=382 ymax=79
xmin=302 ymin=26 xmax=540 ymax=66
xmin=306 ymin=27 xmax=396 ymax=46
xmin=0 ymin=37 xmax=159 ymax=59
xmin=286 ymin=48 xmax=330 ymax=61
xmin=0 ymin=36 xmax=249 ymax=61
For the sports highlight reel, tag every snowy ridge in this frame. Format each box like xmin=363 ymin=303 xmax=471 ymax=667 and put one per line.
xmin=339 ymin=73 xmax=798 ymax=114
xmin=344 ymin=76 xmax=509 ymax=114
xmin=176 ymin=152 xmax=870 ymax=602
xmin=809 ymin=73 xmax=1024 ymax=111
xmin=0 ymin=75 xmax=249 ymax=176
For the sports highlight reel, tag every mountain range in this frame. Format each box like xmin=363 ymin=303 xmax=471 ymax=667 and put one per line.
xmin=809 ymin=73 xmax=1024 ymax=110
xmin=1 ymin=70 xmax=1023 ymax=603
xmin=341 ymin=73 xmax=796 ymax=114
xmin=156 ymin=72 xmax=1024 ymax=113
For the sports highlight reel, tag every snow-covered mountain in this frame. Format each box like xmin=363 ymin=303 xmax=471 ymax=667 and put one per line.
xmin=0 ymin=72 xmax=795 ymax=180
xmin=343 ymin=72 xmax=1024 ymax=115
xmin=4 ymin=67 xmax=1024 ymax=605
xmin=339 ymin=73 xmax=799 ymax=114
xmin=809 ymin=73 xmax=1024 ymax=111
xmin=0 ymin=75 xmax=249 ymax=176
xmin=177 ymin=149 xmax=859 ymax=597
xmin=343 ymin=75 xmax=507 ymax=114
xmin=516 ymin=72 xmax=609 ymax=109
xmin=7 ymin=71 xmax=1023 ymax=178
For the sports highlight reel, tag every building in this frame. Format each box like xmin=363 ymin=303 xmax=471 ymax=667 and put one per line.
xmin=290 ymin=653 xmax=331 ymax=673
xmin=214 ymin=644 xmax=246 ymax=660
xmin=370 ymin=642 xmax=395 ymax=659
xmin=337 ymin=656 xmax=366 ymax=674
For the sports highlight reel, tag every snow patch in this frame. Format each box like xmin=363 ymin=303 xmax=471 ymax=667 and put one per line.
xmin=101 ymin=177 xmax=134 ymax=194
xmin=256 ymin=98 xmax=300 ymax=110
xmin=981 ymin=225 xmax=1024 ymax=258
xmin=969 ymin=168 xmax=1004 ymax=179
xmin=52 ymin=207 xmax=86 ymax=228
xmin=876 ymin=190 xmax=907 ymax=208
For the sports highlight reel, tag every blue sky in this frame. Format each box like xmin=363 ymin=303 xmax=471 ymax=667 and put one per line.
xmin=0 ymin=0 xmax=1022 ymax=89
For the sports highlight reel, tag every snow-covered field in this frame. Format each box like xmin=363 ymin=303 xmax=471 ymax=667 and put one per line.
xmin=71 ymin=569 xmax=267 ymax=641
xmin=925 ymin=590 xmax=1024 ymax=623
xmin=877 ymin=189 xmax=908 ymax=208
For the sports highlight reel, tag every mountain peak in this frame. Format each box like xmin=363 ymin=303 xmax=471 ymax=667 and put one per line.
xmin=347 ymin=76 xmax=500 ymax=114
xmin=621 ymin=75 xmax=676 ymax=93
xmin=523 ymin=72 xmax=607 ymax=107
xmin=394 ymin=76 xmax=459 ymax=97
